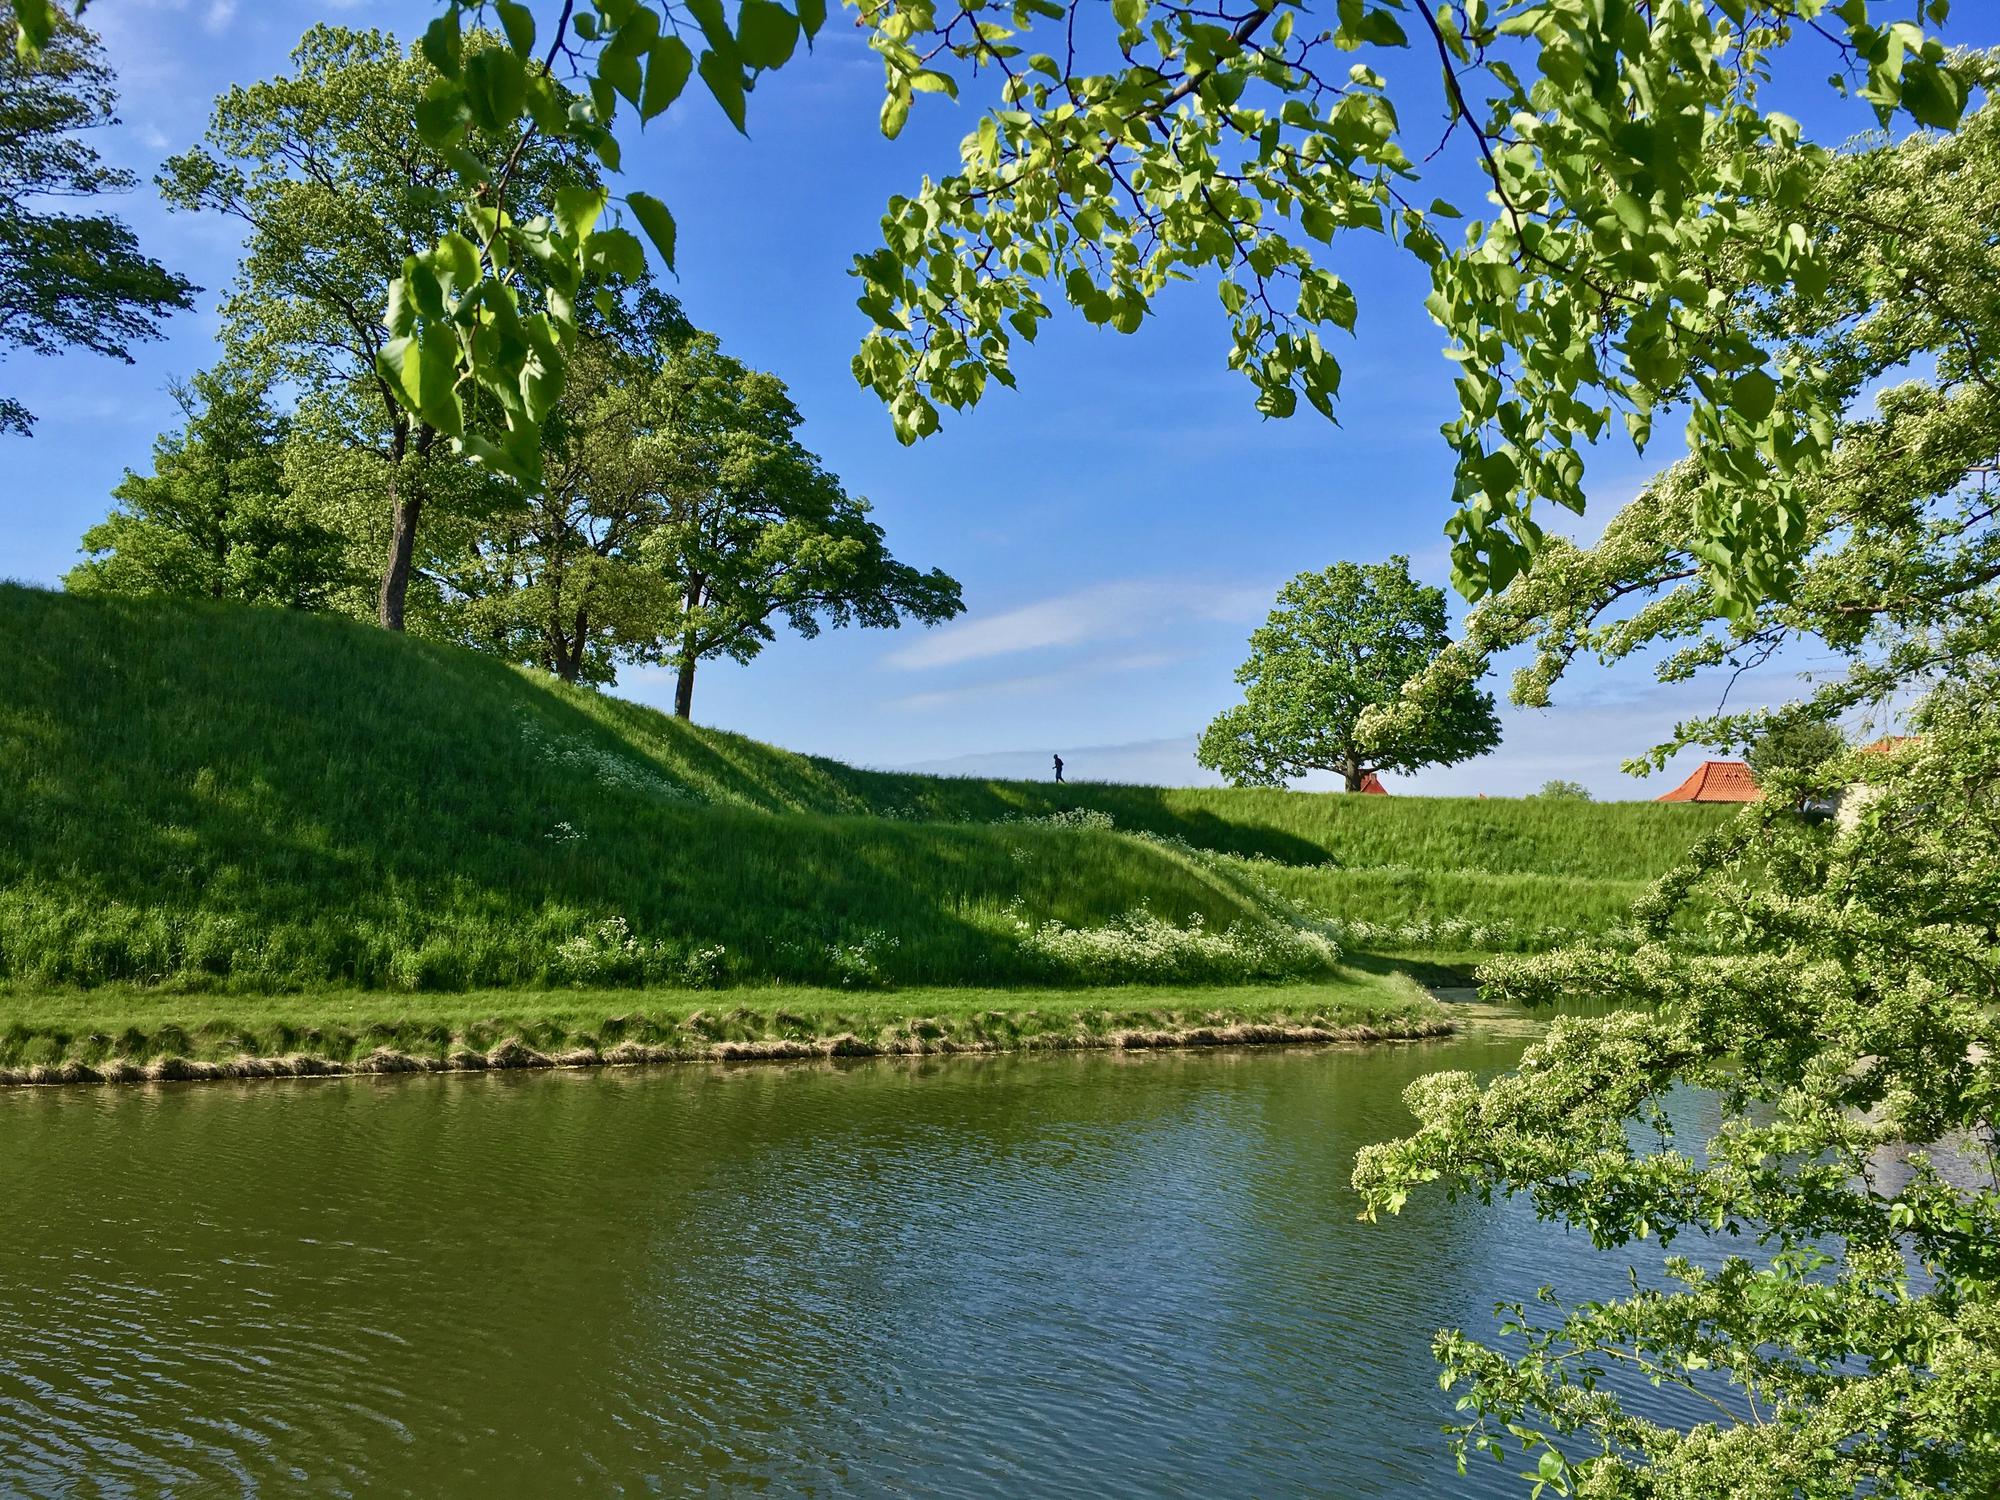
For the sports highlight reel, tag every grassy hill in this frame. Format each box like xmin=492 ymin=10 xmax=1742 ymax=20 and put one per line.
xmin=0 ymin=585 xmax=1728 ymax=995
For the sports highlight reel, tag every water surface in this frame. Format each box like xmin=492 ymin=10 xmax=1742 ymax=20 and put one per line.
xmin=2 ymin=1032 xmax=1700 ymax=1496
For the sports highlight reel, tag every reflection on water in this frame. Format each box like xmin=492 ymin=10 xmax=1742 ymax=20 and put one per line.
xmin=2 ymin=1035 xmax=1713 ymax=1496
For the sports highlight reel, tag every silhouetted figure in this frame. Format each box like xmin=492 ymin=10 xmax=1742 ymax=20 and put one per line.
xmin=1052 ymin=754 xmax=1065 ymax=783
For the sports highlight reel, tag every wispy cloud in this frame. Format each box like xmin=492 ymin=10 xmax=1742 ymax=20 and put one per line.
xmin=887 ymin=579 xmax=1268 ymax=670
xmin=202 ymin=0 xmax=237 ymax=32
xmin=890 ymin=651 xmax=1185 ymax=710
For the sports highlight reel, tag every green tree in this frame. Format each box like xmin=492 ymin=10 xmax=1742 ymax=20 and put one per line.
xmin=639 ymin=334 xmax=964 ymax=719
xmin=1352 ymin=75 xmax=2000 ymax=1497
xmin=1532 ymin=779 xmax=1591 ymax=802
xmin=438 ymin=328 xmax=963 ymax=707
xmin=437 ymin=293 xmax=693 ymax=682
xmin=65 ymin=370 xmax=349 ymax=608
xmin=1198 ymin=557 xmax=1499 ymax=792
xmin=0 ymin=1 xmax=193 ymax=434
xmin=156 ymin=25 xmax=590 ymax=632
xmin=17 ymin=1 xmax=1970 ymax=610
xmin=1745 ymin=716 xmax=1846 ymax=786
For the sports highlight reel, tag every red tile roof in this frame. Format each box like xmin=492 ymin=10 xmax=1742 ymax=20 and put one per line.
xmin=1656 ymin=759 xmax=1761 ymax=803
xmin=1861 ymin=735 xmax=1921 ymax=755
xmin=1358 ymin=771 xmax=1388 ymax=795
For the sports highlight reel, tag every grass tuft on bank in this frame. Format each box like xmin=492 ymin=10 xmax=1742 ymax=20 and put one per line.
xmin=0 ymin=978 xmax=1451 ymax=1085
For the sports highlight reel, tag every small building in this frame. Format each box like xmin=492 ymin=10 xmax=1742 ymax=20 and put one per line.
xmin=1358 ymin=771 xmax=1388 ymax=795
xmin=1655 ymin=759 xmax=1760 ymax=804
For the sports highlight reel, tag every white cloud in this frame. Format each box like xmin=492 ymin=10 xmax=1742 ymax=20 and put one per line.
xmin=890 ymin=651 xmax=1184 ymax=711
xmin=202 ymin=0 xmax=237 ymax=33
xmin=886 ymin=578 xmax=1268 ymax=670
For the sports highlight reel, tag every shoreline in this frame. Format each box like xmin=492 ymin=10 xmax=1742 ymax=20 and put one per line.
xmin=0 ymin=988 xmax=1457 ymax=1089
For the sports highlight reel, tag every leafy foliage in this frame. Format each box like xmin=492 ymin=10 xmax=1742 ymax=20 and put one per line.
xmin=840 ymin=0 xmax=1970 ymax=610
xmin=1532 ymin=779 xmax=1590 ymax=802
xmin=627 ymin=332 xmax=965 ymax=716
xmin=434 ymin=323 xmax=964 ymax=705
xmin=156 ymin=25 xmax=591 ymax=629
xmin=65 ymin=371 xmax=352 ymax=608
xmin=0 ymin=1 xmax=194 ymax=433
xmin=1198 ymin=557 xmax=1500 ymax=791
xmin=12 ymin=0 xmax=1974 ymax=607
xmin=1744 ymin=715 xmax=1844 ymax=785
xmin=1352 ymin=74 xmax=2000 ymax=1500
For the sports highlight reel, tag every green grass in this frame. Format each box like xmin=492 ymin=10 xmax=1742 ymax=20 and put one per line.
xmin=0 ymin=976 xmax=1450 ymax=1081
xmin=0 ymin=585 xmax=1730 ymax=996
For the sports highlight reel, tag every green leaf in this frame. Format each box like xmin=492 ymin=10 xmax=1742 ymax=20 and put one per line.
xmin=1732 ymin=368 xmax=1778 ymax=423
xmin=555 ymin=183 xmax=611 ymax=243
xmin=461 ymin=48 xmax=526 ymax=131
xmin=414 ymin=79 xmax=469 ymax=146
xmin=495 ymin=0 xmax=536 ymax=57
xmin=880 ymin=87 xmax=912 ymax=140
xmin=699 ymin=50 xmax=749 ymax=133
xmin=14 ymin=0 xmax=58 ymax=58
xmin=584 ymin=226 xmax=647 ymax=280
xmin=626 ymin=191 xmax=679 ymax=270
xmin=599 ymin=37 xmax=644 ymax=107
xmin=737 ymin=0 xmax=800 ymax=70
xmin=1112 ymin=0 xmax=1145 ymax=29
xmin=1900 ymin=59 xmax=1966 ymax=130
xmin=797 ymin=0 xmax=827 ymax=41
xmin=642 ymin=36 xmax=694 ymax=120
xmin=422 ymin=9 xmax=463 ymax=77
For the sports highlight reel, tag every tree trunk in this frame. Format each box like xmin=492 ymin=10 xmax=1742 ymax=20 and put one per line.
xmin=378 ymin=487 xmax=421 ymax=631
xmin=376 ymin=422 xmax=428 ymax=632
xmin=673 ymin=654 xmax=697 ymax=719
xmin=1342 ymin=760 xmax=1365 ymax=793
xmin=673 ymin=577 xmax=703 ymax=719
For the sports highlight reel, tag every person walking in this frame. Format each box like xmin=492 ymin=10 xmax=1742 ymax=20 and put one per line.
xmin=1052 ymin=754 xmax=1064 ymax=783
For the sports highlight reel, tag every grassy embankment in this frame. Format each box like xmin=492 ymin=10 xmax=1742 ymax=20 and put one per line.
xmin=0 ymin=586 xmax=1724 ymax=1079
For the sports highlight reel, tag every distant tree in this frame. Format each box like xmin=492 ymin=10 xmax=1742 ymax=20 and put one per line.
xmin=66 ymin=371 xmax=349 ymax=608
xmin=1533 ymin=779 xmax=1591 ymax=802
xmin=157 ymin=26 xmax=588 ymax=632
xmin=1746 ymin=716 xmax=1846 ymax=785
xmin=0 ymin=2 xmax=195 ymax=435
xmin=1199 ymin=558 xmax=1500 ymax=792
xmin=437 ymin=294 xmax=693 ymax=683
xmin=643 ymin=336 xmax=964 ymax=718
xmin=434 ymin=328 xmax=963 ymax=702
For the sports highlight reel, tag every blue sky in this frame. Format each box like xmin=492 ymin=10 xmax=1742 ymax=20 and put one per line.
xmin=7 ymin=1 xmax=1985 ymax=796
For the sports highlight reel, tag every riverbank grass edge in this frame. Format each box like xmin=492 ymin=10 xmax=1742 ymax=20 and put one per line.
xmin=0 ymin=974 xmax=1453 ymax=1086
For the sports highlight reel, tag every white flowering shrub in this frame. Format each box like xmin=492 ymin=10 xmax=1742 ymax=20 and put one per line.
xmin=826 ymin=930 xmax=899 ymax=989
xmin=1008 ymin=902 xmax=1339 ymax=984
xmin=680 ymin=944 xmax=728 ymax=989
xmin=1002 ymin=807 xmax=1116 ymax=832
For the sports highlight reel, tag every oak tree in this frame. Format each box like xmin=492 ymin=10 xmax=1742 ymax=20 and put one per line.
xmin=1198 ymin=556 xmax=1499 ymax=791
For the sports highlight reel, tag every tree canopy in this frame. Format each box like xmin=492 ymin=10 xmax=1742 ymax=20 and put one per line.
xmin=14 ymin=0 xmax=1973 ymax=611
xmin=0 ymin=1 xmax=194 ymax=434
xmin=438 ymin=324 xmax=963 ymax=703
xmin=1197 ymin=556 xmax=1500 ymax=791
xmin=1745 ymin=714 xmax=1844 ymax=785
xmin=157 ymin=24 xmax=593 ymax=630
xmin=65 ymin=370 xmax=350 ymax=608
xmin=1351 ymin=69 xmax=2000 ymax=1499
